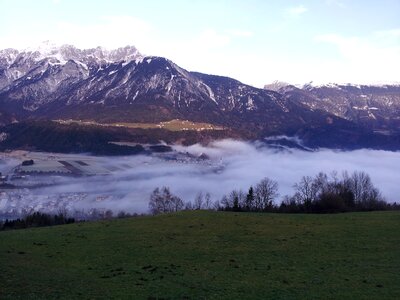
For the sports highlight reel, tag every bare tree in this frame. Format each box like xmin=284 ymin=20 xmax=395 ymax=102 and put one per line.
xmin=347 ymin=171 xmax=384 ymax=205
xmin=149 ymin=187 xmax=184 ymax=215
xmin=291 ymin=170 xmax=385 ymax=212
xmin=221 ymin=195 xmax=230 ymax=209
xmin=221 ymin=190 xmax=245 ymax=210
xmin=193 ymin=192 xmax=204 ymax=210
xmin=254 ymin=178 xmax=279 ymax=211
xmin=293 ymin=175 xmax=315 ymax=205
xmin=171 ymin=194 xmax=184 ymax=212
xmin=184 ymin=201 xmax=193 ymax=210
xmin=313 ymin=172 xmax=330 ymax=196
xmin=149 ymin=187 xmax=165 ymax=214
xmin=213 ymin=199 xmax=221 ymax=210
xmin=104 ymin=209 xmax=114 ymax=219
xmin=230 ymin=189 xmax=246 ymax=210
xmin=204 ymin=192 xmax=212 ymax=209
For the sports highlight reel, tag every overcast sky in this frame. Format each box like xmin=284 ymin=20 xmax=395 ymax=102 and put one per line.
xmin=1 ymin=0 xmax=399 ymax=87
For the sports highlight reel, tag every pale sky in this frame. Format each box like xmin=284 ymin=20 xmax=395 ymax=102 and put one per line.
xmin=1 ymin=0 xmax=399 ymax=87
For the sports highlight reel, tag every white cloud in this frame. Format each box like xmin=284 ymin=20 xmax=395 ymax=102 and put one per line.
xmin=374 ymin=28 xmax=400 ymax=40
xmin=286 ymin=5 xmax=308 ymax=17
xmin=314 ymin=30 xmax=400 ymax=84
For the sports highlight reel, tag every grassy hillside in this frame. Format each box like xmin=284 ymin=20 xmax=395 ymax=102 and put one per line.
xmin=0 ymin=121 xmax=242 ymax=154
xmin=55 ymin=119 xmax=225 ymax=131
xmin=1 ymin=211 xmax=399 ymax=299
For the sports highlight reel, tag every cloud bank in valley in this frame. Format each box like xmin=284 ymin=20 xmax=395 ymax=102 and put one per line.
xmin=1 ymin=139 xmax=399 ymax=217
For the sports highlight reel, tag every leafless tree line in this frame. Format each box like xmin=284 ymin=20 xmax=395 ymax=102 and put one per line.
xmin=149 ymin=170 xmax=398 ymax=215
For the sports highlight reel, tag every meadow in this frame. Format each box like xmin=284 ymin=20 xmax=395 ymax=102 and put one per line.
xmin=0 ymin=211 xmax=399 ymax=299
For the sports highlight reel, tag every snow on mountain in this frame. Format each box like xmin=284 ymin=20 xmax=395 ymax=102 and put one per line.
xmin=276 ymin=80 xmax=400 ymax=135
xmin=0 ymin=43 xmax=143 ymax=94
xmin=264 ymin=80 xmax=291 ymax=92
xmin=0 ymin=43 xmax=318 ymax=135
xmin=0 ymin=42 xmax=142 ymax=86
xmin=21 ymin=41 xmax=143 ymax=65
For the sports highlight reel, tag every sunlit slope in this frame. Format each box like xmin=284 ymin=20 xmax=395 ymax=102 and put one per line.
xmin=1 ymin=211 xmax=399 ymax=299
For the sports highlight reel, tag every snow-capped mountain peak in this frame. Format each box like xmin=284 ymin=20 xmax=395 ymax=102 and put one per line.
xmin=264 ymin=80 xmax=291 ymax=92
xmin=9 ymin=42 xmax=143 ymax=66
xmin=0 ymin=43 xmax=144 ymax=90
xmin=301 ymin=82 xmax=341 ymax=91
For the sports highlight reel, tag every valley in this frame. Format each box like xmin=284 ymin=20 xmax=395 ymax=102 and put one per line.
xmin=0 ymin=44 xmax=400 ymax=221
xmin=0 ymin=147 xmax=223 ymax=219
xmin=1 ymin=139 xmax=400 ymax=220
xmin=1 ymin=1 xmax=399 ymax=299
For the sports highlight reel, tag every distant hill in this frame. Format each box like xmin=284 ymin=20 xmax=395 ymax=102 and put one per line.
xmin=0 ymin=120 xmax=239 ymax=155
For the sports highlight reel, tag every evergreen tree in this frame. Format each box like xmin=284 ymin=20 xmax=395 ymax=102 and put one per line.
xmin=233 ymin=195 xmax=240 ymax=212
xmin=246 ymin=186 xmax=255 ymax=211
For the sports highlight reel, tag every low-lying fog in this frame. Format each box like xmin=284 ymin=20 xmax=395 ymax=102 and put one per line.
xmin=1 ymin=139 xmax=399 ymax=217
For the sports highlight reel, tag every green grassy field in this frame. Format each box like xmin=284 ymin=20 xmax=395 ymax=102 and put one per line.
xmin=1 ymin=211 xmax=399 ymax=299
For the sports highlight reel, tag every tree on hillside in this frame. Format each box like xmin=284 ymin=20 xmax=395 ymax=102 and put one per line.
xmin=221 ymin=190 xmax=246 ymax=211
xmin=149 ymin=187 xmax=184 ymax=215
xmin=290 ymin=170 xmax=386 ymax=213
xmin=343 ymin=171 xmax=385 ymax=209
xmin=293 ymin=175 xmax=319 ymax=207
xmin=193 ymin=192 xmax=204 ymax=210
xmin=254 ymin=178 xmax=279 ymax=211
xmin=245 ymin=186 xmax=255 ymax=211
xmin=204 ymin=192 xmax=213 ymax=209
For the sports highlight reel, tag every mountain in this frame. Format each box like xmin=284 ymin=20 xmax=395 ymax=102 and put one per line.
xmin=273 ymin=83 xmax=400 ymax=136
xmin=0 ymin=44 xmax=331 ymax=132
xmin=0 ymin=43 xmax=399 ymax=151
xmin=263 ymin=80 xmax=293 ymax=92
xmin=0 ymin=43 xmax=142 ymax=114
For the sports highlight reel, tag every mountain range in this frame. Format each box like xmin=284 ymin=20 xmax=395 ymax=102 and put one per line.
xmin=0 ymin=43 xmax=399 ymax=151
